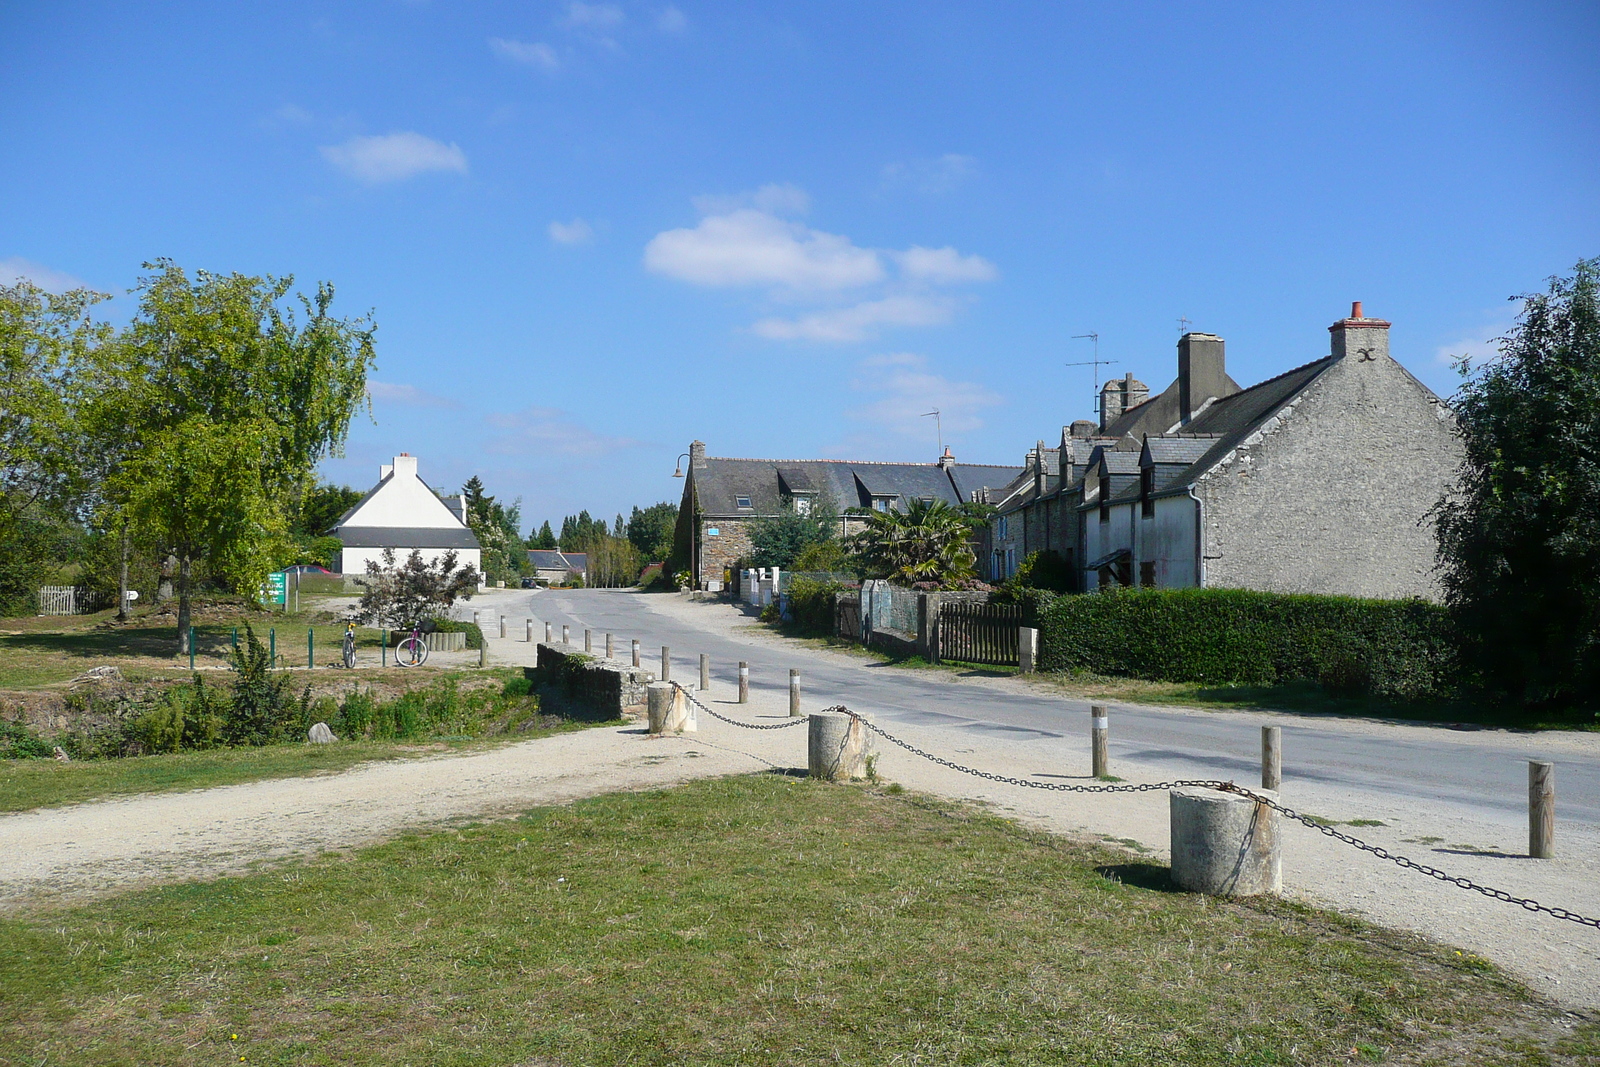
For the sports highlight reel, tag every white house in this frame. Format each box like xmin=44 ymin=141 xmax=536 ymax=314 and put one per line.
xmin=329 ymin=454 xmax=482 ymax=576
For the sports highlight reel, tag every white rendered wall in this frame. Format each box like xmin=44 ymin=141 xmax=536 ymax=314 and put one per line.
xmin=337 ymin=547 xmax=481 ymax=577
xmin=344 ymin=456 xmax=470 ymax=531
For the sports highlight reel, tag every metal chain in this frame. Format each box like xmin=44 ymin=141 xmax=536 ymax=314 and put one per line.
xmin=670 ymin=683 xmax=809 ymax=730
xmin=839 ymin=708 xmax=1600 ymax=931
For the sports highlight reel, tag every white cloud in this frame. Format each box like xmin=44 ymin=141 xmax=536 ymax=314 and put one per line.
xmin=321 ymin=132 xmax=468 ymax=183
xmin=367 ymin=380 xmax=461 ymax=409
xmin=0 ymin=257 xmax=91 ymax=294
xmin=1433 ymin=315 xmax=1516 ymax=370
xmin=846 ymin=352 xmax=1003 ymax=440
xmin=691 ymin=183 xmax=809 ymax=217
xmin=271 ymin=103 xmax=313 ymax=124
xmin=657 ymin=5 xmax=688 ymax=33
xmin=894 ymin=245 xmax=997 ymax=284
xmin=881 ymin=154 xmax=978 ymax=196
xmin=490 ymin=37 xmax=560 ymax=72
xmin=645 ymin=208 xmax=883 ymax=291
xmin=752 ymin=295 xmax=954 ymax=343
xmin=484 ymin=407 xmax=639 ymax=458
xmin=563 ymin=1 xmax=625 ymax=30
xmin=548 ymin=218 xmax=594 ymax=245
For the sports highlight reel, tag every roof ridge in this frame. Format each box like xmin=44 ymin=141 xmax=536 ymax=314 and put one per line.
xmin=706 ymin=456 xmax=1018 ymax=469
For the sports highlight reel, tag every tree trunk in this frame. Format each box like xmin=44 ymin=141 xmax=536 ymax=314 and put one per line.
xmin=115 ymin=527 xmax=130 ymax=623
xmin=175 ymin=553 xmax=192 ymax=655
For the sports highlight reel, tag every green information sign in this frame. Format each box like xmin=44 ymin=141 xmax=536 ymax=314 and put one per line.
xmin=264 ymin=571 xmax=287 ymax=605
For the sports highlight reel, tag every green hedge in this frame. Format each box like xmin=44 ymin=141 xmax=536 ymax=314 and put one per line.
xmin=785 ymin=576 xmax=847 ymax=637
xmin=1037 ymin=588 xmax=1458 ymax=701
xmin=430 ymin=617 xmax=485 ymax=649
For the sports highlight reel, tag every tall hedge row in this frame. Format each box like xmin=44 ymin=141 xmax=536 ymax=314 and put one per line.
xmin=1036 ymin=588 xmax=1458 ymax=701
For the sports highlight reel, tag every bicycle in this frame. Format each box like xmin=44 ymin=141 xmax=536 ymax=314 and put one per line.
xmin=340 ymin=622 xmax=357 ymax=669
xmin=396 ymin=619 xmax=434 ymax=667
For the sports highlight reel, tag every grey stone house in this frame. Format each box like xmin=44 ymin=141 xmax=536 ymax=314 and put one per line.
xmin=987 ymin=304 xmax=1461 ymax=600
xmin=672 ymin=441 xmax=1021 ymax=590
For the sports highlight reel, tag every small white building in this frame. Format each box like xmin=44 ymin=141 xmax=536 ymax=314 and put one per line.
xmin=329 ymin=453 xmax=482 ymax=576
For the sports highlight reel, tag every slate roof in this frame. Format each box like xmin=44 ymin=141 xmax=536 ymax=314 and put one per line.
xmin=690 ymin=457 xmax=1022 ymax=516
xmin=527 ymin=550 xmax=588 ymax=572
xmin=336 ymin=527 xmax=480 ymax=550
xmin=1103 ymin=372 xmax=1244 ymax=438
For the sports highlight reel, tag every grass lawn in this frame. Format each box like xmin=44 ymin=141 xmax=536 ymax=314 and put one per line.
xmin=1 ymin=775 xmax=1593 ymax=1066
xmin=0 ymin=723 xmax=595 ymax=814
xmin=0 ymin=606 xmax=391 ymax=690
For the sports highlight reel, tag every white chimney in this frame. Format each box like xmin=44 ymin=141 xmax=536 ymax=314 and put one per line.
xmin=379 ymin=463 xmax=393 ymax=480
xmin=391 ymin=453 xmax=419 ymax=479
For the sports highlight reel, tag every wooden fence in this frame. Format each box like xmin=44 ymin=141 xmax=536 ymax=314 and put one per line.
xmin=37 ymin=585 xmax=76 ymax=616
xmin=938 ymin=601 xmax=1022 ymax=666
xmin=835 ymin=592 xmax=861 ymax=641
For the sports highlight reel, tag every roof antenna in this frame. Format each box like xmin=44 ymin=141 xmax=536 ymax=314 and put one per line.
xmin=922 ymin=409 xmax=943 ymax=454
xmin=1067 ymin=331 xmax=1117 ymax=420
xmin=1178 ymin=316 xmax=1192 ymax=334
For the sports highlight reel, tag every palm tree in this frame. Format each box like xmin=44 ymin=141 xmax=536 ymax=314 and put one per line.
xmin=847 ymin=499 xmax=977 ymax=585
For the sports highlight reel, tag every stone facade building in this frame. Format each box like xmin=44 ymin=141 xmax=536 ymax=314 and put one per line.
xmin=986 ymin=305 xmax=1462 ymax=600
xmin=672 ymin=441 xmax=1021 ymax=590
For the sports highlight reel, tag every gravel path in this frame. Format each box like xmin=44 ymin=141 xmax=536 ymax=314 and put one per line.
xmin=2 ymin=586 xmax=1596 ymax=1011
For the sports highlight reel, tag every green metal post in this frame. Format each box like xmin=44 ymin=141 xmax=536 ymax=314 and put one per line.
xmin=382 ymin=633 xmax=387 ymax=667
xmin=231 ymin=627 xmax=238 ymax=651
xmin=308 ymin=628 xmax=314 ymax=669
xmin=269 ymin=628 xmax=276 ymax=668
xmin=188 ymin=626 xmax=195 ymax=671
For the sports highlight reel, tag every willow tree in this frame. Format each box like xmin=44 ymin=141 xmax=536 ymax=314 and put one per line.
xmin=1434 ymin=258 xmax=1600 ymax=709
xmin=111 ymin=261 xmax=375 ymax=650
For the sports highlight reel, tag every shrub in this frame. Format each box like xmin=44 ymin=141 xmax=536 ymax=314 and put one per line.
xmin=0 ymin=720 xmax=54 ymax=759
xmin=336 ymin=690 xmax=377 ymax=738
xmin=785 ymin=576 xmax=844 ymax=636
xmin=1037 ymin=588 xmax=1457 ymax=701
xmin=226 ymin=624 xmax=311 ymax=745
xmin=125 ymin=678 xmax=227 ymax=754
xmin=430 ymin=617 xmax=485 ymax=650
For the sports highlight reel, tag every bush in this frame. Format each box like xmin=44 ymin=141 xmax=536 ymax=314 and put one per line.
xmin=125 ymin=678 xmax=227 ymax=754
xmin=430 ymin=617 xmax=485 ymax=650
xmin=785 ymin=576 xmax=845 ymax=636
xmin=0 ymin=720 xmax=54 ymax=759
xmin=1037 ymin=588 xmax=1457 ymax=701
xmin=227 ymin=624 xmax=312 ymax=745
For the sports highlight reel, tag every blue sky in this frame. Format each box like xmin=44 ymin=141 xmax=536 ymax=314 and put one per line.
xmin=4 ymin=2 xmax=1597 ymax=533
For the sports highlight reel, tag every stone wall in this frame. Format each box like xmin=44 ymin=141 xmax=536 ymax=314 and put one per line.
xmin=529 ymin=642 xmax=654 ymax=719
xmin=696 ymin=518 xmax=754 ymax=587
xmin=1197 ymin=352 xmax=1460 ymax=600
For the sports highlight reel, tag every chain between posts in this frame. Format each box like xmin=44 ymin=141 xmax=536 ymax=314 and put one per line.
xmin=671 ymin=682 xmax=808 ymax=730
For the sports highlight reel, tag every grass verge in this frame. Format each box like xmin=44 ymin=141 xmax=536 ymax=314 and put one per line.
xmin=2 ymin=774 xmax=1593 ymax=1065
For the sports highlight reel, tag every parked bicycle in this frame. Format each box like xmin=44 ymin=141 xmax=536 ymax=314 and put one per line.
xmin=396 ymin=619 xmax=435 ymax=667
xmin=340 ymin=622 xmax=358 ymax=669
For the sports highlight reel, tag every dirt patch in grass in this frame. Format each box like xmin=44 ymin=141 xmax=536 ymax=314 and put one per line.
xmin=0 ymin=775 xmax=1590 ymax=1066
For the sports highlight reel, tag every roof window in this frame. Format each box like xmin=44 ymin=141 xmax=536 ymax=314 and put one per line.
xmin=736 ymin=496 xmax=752 ymax=509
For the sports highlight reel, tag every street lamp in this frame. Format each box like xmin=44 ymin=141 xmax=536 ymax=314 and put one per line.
xmin=672 ymin=452 xmax=691 ymax=478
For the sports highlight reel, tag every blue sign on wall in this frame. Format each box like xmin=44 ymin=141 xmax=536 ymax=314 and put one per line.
xmin=707 ymin=527 xmax=720 ymax=536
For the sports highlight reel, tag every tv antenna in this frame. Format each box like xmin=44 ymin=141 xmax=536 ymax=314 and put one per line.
xmin=1067 ymin=331 xmax=1118 ymax=411
xmin=1178 ymin=316 xmax=1192 ymax=334
xmin=922 ymin=409 xmax=943 ymax=453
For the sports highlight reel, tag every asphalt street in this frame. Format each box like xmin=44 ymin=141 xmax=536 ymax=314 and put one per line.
xmin=468 ymin=587 xmax=1600 ymax=828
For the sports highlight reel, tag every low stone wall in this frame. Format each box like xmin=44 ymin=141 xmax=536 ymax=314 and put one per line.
xmin=528 ymin=642 xmax=654 ymax=720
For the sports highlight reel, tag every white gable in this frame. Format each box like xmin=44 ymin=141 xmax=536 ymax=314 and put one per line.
xmin=343 ymin=454 xmax=469 ymax=530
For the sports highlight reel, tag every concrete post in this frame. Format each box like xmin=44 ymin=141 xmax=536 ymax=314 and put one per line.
xmin=1018 ymin=627 xmax=1039 ymax=673
xmin=499 ymin=615 xmax=506 ymax=639
xmin=545 ymin=621 xmax=553 ymax=643
xmin=699 ymin=653 xmax=710 ymax=691
xmin=738 ymin=661 xmax=749 ymax=703
xmin=631 ymin=639 xmax=640 ymax=667
xmin=661 ymin=646 xmax=671 ymax=682
xmin=646 ymin=682 xmax=695 ymax=736
xmin=1530 ymin=761 xmax=1555 ymax=859
xmin=789 ymin=668 xmax=801 ymax=716
xmin=606 ymin=632 xmax=614 ymax=659
xmin=478 ymin=640 xmax=487 ymax=668
xmin=1091 ymin=704 xmax=1109 ymax=778
xmin=1262 ymin=726 xmax=1282 ymax=790
xmin=562 ymin=624 xmax=569 ymax=645
xmin=525 ymin=618 xmax=532 ymax=643
xmin=584 ymin=629 xmax=592 ymax=653
xmin=1170 ymin=786 xmax=1281 ymax=896
xmin=808 ymin=710 xmax=870 ymax=781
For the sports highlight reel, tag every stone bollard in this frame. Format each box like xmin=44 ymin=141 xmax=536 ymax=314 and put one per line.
xmin=699 ymin=653 xmax=709 ymax=691
xmin=1169 ymin=786 xmax=1281 ymax=897
xmin=1018 ymin=626 xmax=1039 ymax=673
xmin=646 ymin=681 xmax=696 ymax=735
xmin=307 ymin=722 xmax=337 ymax=744
xmin=808 ymin=710 xmax=871 ymax=781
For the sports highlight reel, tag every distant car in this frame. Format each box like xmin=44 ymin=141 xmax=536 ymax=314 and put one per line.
xmin=286 ymin=564 xmax=335 ymax=575
xmin=520 ymin=576 xmax=536 ymax=588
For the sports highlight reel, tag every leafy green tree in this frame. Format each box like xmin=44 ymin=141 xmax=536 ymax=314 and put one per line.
xmin=112 ymin=261 xmax=375 ymax=650
xmin=1435 ymin=258 xmax=1600 ymax=709
xmin=461 ymin=476 xmax=525 ymax=582
xmin=846 ymin=498 xmax=978 ymax=586
xmin=747 ymin=497 xmax=838 ymax=569
xmin=529 ymin=520 xmax=557 ymax=550
xmin=627 ymin=502 xmax=678 ymax=562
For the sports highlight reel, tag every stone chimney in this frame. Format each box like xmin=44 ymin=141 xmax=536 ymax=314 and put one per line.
xmin=1070 ymin=419 xmax=1098 ymax=439
xmin=1177 ymin=333 xmax=1227 ymax=424
xmin=689 ymin=440 xmax=707 ymax=469
xmin=1098 ymin=373 xmax=1149 ymax=431
xmin=1329 ymin=301 xmax=1391 ymax=363
xmin=1034 ymin=441 xmax=1047 ymax=497
xmin=937 ymin=446 xmax=956 ymax=470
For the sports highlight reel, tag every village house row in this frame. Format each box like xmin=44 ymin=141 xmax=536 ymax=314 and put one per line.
xmin=673 ymin=303 xmax=1462 ymax=602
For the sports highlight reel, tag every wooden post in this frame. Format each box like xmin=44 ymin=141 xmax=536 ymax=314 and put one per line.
xmin=1091 ymin=704 xmax=1109 ymax=778
xmin=1262 ymin=726 xmax=1282 ymax=790
xmin=1529 ymin=760 xmax=1555 ymax=859
xmin=606 ymin=632 xmax=614 ymax=659
xmin=789 ymin=668 xmax=801 ymax=716
xmin=473 ymin=610 xmax=481 ymax=630
xmin=561 ymin=624 xmax=569 ymax=645
xmin=631 ymin=639 xmax=640 ymax=667
xmin=478 ymin=639 xmax=487 ymax=668
xmin=545 ymin=621 xmax=553 ymax=643
xmin=738 ymin=661 xmax=749 ymax=703
xmin=699 ymin=653 xmax=710 ymax=691
xmin=584 ymin=629 xmax=592 ymax=653
xmin=525 ymin=618 xmax=532 ymax=642
xmin=661 ymin=646 xmax=671 ymax=682
xmin=499 ymin=615 xmax=506 ymax=639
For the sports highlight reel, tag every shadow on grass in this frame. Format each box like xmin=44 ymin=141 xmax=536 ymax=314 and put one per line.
xmin=1095 ymin=862 xmax=1179 ymax=893
xmin=762 ymin=767 xmax=810 ymax=779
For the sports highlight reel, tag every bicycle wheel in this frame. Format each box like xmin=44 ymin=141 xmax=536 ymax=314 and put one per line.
xmin=397 ymin=636 xmax=428 ymax=667
xmin=342 ymin=637 xmax=356 ymax=669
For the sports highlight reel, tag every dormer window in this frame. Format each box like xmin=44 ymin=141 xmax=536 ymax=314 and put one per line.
xmin=736 ymin=496 xmax=752 ymax=509
xmin=794 ymin=495 xmax=812 ymax=515
xmin=872 ymin=497 xmax=893 ymax=512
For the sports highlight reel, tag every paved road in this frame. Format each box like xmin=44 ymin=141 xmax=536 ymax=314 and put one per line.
xmin=470 ymin=588 xmax=1600 ymax=829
